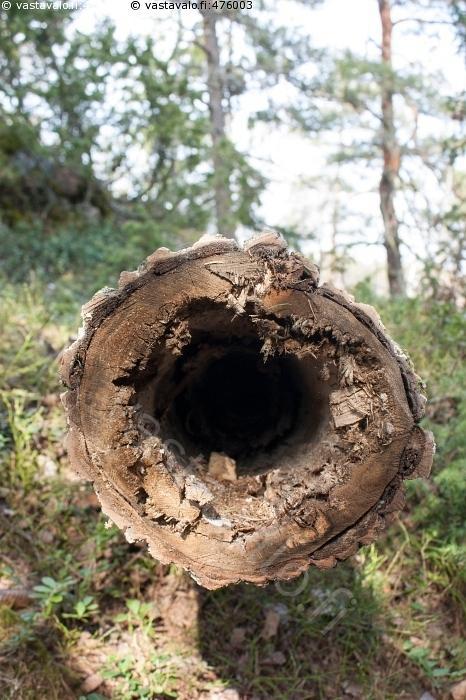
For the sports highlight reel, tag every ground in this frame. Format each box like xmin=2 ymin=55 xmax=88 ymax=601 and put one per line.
xmin=0 ymin=279 xmax=464 ymax=700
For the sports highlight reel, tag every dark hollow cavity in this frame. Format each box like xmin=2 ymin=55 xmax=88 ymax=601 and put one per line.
xmin=172 ymin=347 xmax=299 ymax=461
xmin=136 ymin=302 xmax=331 ymax=476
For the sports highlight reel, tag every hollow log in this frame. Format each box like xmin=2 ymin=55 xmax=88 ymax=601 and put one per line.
xmin=60 ymin=231 xmax=434 ymax=589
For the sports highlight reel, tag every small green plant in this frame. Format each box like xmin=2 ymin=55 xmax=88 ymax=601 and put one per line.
xmin=114 ymin=598 xmax=155 ymax=635
xmin=33 ymin=575 xmax=75 ymax=617
xmin=103 ymin=653 xmax=178 ymax=699
xmin=402 ymin=640 xmax=461 ymax=682
xmin=63 ymin=595 xmax=99 ymax=621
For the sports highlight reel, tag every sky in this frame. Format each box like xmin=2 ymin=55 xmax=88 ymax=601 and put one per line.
xmin=73 ymin=0 xmax=465 ymax=291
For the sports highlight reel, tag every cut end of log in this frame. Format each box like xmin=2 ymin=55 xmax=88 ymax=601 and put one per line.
xmin=60 ymin=231 xmax=434 ymax=589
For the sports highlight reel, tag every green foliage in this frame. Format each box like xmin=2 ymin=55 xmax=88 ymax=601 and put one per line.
xmin=0 ymin=281 xmax=68 ymax=493
xmin=352 ymin=282 xmax=466 ymax=680
xmin=33 ymin=576 xmax=76 ymax=618
xmin=449 ymin=0 xmax=466 ymax=50
xmin=0 ymin=219 xmax=170 ymax=301
xmin=0 ymin=279 xmax=67 ymax=385
xmin=0 ymin=391 xmax=43 ymax=490
xmin=0 ymin=5 xmax=267 ymax=238
xmin=63 ymin=595 xmax=99 ymax=622
xmin=102 ymin=654 xmax=178 ymax=699
xmin=114 ymin=598 xmax=155 ymax=634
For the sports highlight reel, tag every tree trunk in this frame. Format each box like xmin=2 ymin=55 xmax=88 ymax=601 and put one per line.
xmin=200 ymin=9 xmax=235 ymax=239
xmin=378 ymin=0 xmax=406 ymax=297
xmin=61 ymin=231 xmax=433 ymax=589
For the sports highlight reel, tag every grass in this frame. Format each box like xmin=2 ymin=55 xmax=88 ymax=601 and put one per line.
xmin=0 ymin=275 xmax=465 ymax=699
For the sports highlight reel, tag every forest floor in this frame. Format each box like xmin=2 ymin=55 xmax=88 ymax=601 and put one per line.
xmin=0 ymin=279 xmax=465 ymax=700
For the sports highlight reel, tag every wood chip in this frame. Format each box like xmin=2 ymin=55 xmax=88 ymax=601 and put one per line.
xmin=261 ymin=608 xmax=281 ymax=639
xmin=330 ymin=387 xmax=370 ymax=428
xmin=0 ymin=588 xmax=33 ymax=609
xmin=230 ymin=627 xmax=247 ymax=648
xmin=207 ymin=452 xmax=237 ymax=482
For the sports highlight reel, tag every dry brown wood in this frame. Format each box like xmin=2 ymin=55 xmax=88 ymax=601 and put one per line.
xmin=60 ymin=231 xmax=434 ymax=589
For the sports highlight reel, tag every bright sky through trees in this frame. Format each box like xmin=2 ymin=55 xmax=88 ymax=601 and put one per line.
xmin=74 ymin=0 xmax=465 ymax=290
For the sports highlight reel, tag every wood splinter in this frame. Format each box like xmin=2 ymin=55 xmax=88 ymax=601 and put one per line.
xmin=60 ymin=231 xmax=434 ymax=589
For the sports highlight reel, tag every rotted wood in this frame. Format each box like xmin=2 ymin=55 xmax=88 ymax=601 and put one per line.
xmin=60 ymin=231 xmax=434 ymax=589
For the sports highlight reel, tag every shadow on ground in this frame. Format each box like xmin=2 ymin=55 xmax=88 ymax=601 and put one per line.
xmin=197 ymin=564 xmax=431 ymax=700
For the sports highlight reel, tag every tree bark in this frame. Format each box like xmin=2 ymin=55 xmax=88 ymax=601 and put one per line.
xmin=378 ymin=0 xmax=406 ymax=297
xmin=200 ymin=9 xmax=235 ymax=239
xmin=61 ymin=231 xmax=433 ymax=589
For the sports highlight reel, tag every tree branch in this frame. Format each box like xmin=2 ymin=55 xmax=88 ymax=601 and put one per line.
xmin=393 ymin=18 xmax=454 ymax=27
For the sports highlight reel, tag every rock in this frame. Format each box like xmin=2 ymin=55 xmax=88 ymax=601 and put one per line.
xmin=451 ymin=679 xmax=466 ymax=700
xmin=206 ymin=689 xmax=241 ymax=700
xmin=81 ymin=672 xmax=103 ymax=693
